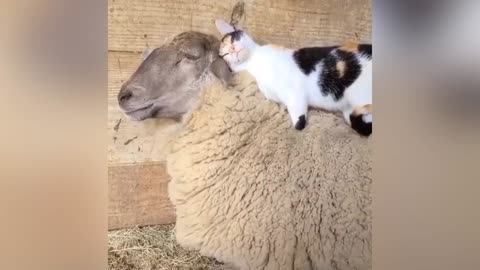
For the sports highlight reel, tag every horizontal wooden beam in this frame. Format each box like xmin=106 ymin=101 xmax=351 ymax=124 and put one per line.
xmin=108 ymin=0 xmax=372 ymax=52
xmin=108 ymin=162 xmax=175 ymax=230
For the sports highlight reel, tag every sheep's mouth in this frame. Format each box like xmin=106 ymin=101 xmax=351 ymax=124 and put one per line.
xmin=124 ymin=104 xmax=157 ymax=121
xmin=125 ymin=103 xmax=154 ymax=113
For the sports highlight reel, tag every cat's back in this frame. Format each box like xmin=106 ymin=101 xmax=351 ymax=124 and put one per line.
xmin=254 ymin=44 xmax=295 ymax=64
xmin=293 ymin=43 xmax=372 ymax=106
xmin=248 ymin=44 xmax=300 ymax=80
xmin=292 ymin=43 xmax=372 ymax=75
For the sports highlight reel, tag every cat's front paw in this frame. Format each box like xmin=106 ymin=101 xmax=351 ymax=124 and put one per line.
xmin=294 ymin=115 xmax=306 ymax=130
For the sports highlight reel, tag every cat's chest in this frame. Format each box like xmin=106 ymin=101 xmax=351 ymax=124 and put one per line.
xmin=248 ymin=68 xmax=279 ymax=98
xmin=248 ymin=59 xmax=277 ymax=84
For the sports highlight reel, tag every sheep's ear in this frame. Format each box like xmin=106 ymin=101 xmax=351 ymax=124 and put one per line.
xmin=179 ymin=39 xmax=205 ymax=60
xmin=142 ymin=47 xmax=154 ymax=60
xmin=211 ymin=57 xmax=232 ymax=85
xmin=215 ymin=19 xmax=236 ymax=35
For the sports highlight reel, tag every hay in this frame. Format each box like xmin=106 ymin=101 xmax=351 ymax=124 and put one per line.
xmin=108 ymin=224 xmax=222 ymax=270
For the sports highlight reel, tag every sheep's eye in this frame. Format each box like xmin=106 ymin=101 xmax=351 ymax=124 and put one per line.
xmin=183 ymin=53 xmax=199 ymax=60
xmin=175 ymin=57 xmax=184 ymax=65
xmin=176 ymin=52 xmax=199 ymax=66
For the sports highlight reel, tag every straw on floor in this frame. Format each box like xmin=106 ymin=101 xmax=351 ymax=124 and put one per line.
xmin=108 ymin=224 xmax=222 ymax=270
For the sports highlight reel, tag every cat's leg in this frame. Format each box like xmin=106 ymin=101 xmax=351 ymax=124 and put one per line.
xmin=343 ymin=107 xmax=354 ymax=126
xmin=344 ymin=81 xmax=372 ymax=136
xmin=351 ymin=104 xmax=372 ymax=136
xmin=265 ymin=92 xmax=279 ymax=102
xmin=286 ymin=95 xmax=308 ymax=130
xmin=343 ymin=103 xmax=372 ymax=136
xmin=257 ymin=82 xmax=280 ymax=102
xmin=256 ymin=82 xmax=269 ymax=97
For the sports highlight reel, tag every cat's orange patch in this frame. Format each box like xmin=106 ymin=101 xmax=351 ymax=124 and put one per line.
xmin=340 ymin=41 xmax=359 ymax=53
xmin=353 ymin=104 xmax=372 ymax=116
xmin=267 ymin=44 xmax=288 ymax=51
xmin=336 ymin=60 xmax=346 ymax=77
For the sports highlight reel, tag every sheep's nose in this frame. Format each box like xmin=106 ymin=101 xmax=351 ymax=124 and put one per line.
xmin=118 ymin=90 xmax=132 ymax=104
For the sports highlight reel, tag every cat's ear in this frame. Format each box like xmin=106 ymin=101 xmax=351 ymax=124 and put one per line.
xmin=215 ymin=19 xmax=236 ymax=35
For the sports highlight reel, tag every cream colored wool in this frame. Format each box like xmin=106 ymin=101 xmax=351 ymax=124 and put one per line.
xmin=166 ymin=72 xmax=372 ymax=270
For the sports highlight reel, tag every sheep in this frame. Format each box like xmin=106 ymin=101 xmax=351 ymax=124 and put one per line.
xmin=118 ymin=31 xmax=371 ymax=270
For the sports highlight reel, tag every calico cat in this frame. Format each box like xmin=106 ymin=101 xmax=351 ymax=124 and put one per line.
xmin=215 ymin=19 xmax=372 ymax=136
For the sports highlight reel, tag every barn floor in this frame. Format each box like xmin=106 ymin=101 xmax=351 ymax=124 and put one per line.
xmin=108 ymin=225 xmax=221 ymax=270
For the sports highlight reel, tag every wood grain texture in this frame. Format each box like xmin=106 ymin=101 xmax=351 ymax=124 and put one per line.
xmin=108 ymin=0 xmax=372 ymax=52
xmin=108 ymin=162 xmax=175 ymax=229
xmin=108 ymin=51 xmax=181 ymax=165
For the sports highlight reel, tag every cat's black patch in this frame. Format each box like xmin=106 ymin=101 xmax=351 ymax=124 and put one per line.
xmin=295 ymin=115 xmax=306 ymax=130
xmin=293 ymin=47 xmax=338 ymax=75
xmin=350 ymin=113 xmax=372 ymax=136
xmin=221 ymin=30 xmax=244 ymax=42
xmin=358 ymin=44 xmax=372 ymax=59
xmin=319 ymin=50 xmax=362 ymax=100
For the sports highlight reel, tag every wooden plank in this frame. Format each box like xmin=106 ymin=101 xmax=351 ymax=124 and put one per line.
xmin=108 ymin=0 xmax=372 ymax=52
xmin=108 ymin=162 xmax=175 ymax=229
xmin=108 ymin=51 xmax=181 ymax=165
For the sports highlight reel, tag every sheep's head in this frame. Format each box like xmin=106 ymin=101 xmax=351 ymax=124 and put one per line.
xmin=118 ymin=31 xmax=232 ymax=120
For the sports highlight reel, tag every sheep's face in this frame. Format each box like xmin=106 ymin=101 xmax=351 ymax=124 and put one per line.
xmin=118 ymin=32 xmax=231 ymax=121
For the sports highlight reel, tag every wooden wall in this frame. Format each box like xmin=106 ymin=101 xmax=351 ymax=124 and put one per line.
xmin=108 ymin=0 xmax=372 ymax=230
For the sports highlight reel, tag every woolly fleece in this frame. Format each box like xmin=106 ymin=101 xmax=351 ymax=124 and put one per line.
xmin=166 ymin=72 xmax=372 ymax=270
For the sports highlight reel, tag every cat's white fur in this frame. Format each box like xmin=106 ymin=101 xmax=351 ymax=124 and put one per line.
xmin=215 ymin=19 xmax=372 ymax=131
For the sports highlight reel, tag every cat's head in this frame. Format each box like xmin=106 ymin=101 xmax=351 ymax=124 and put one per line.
xmin=215 ymin=19 xmax=256 ymax=68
